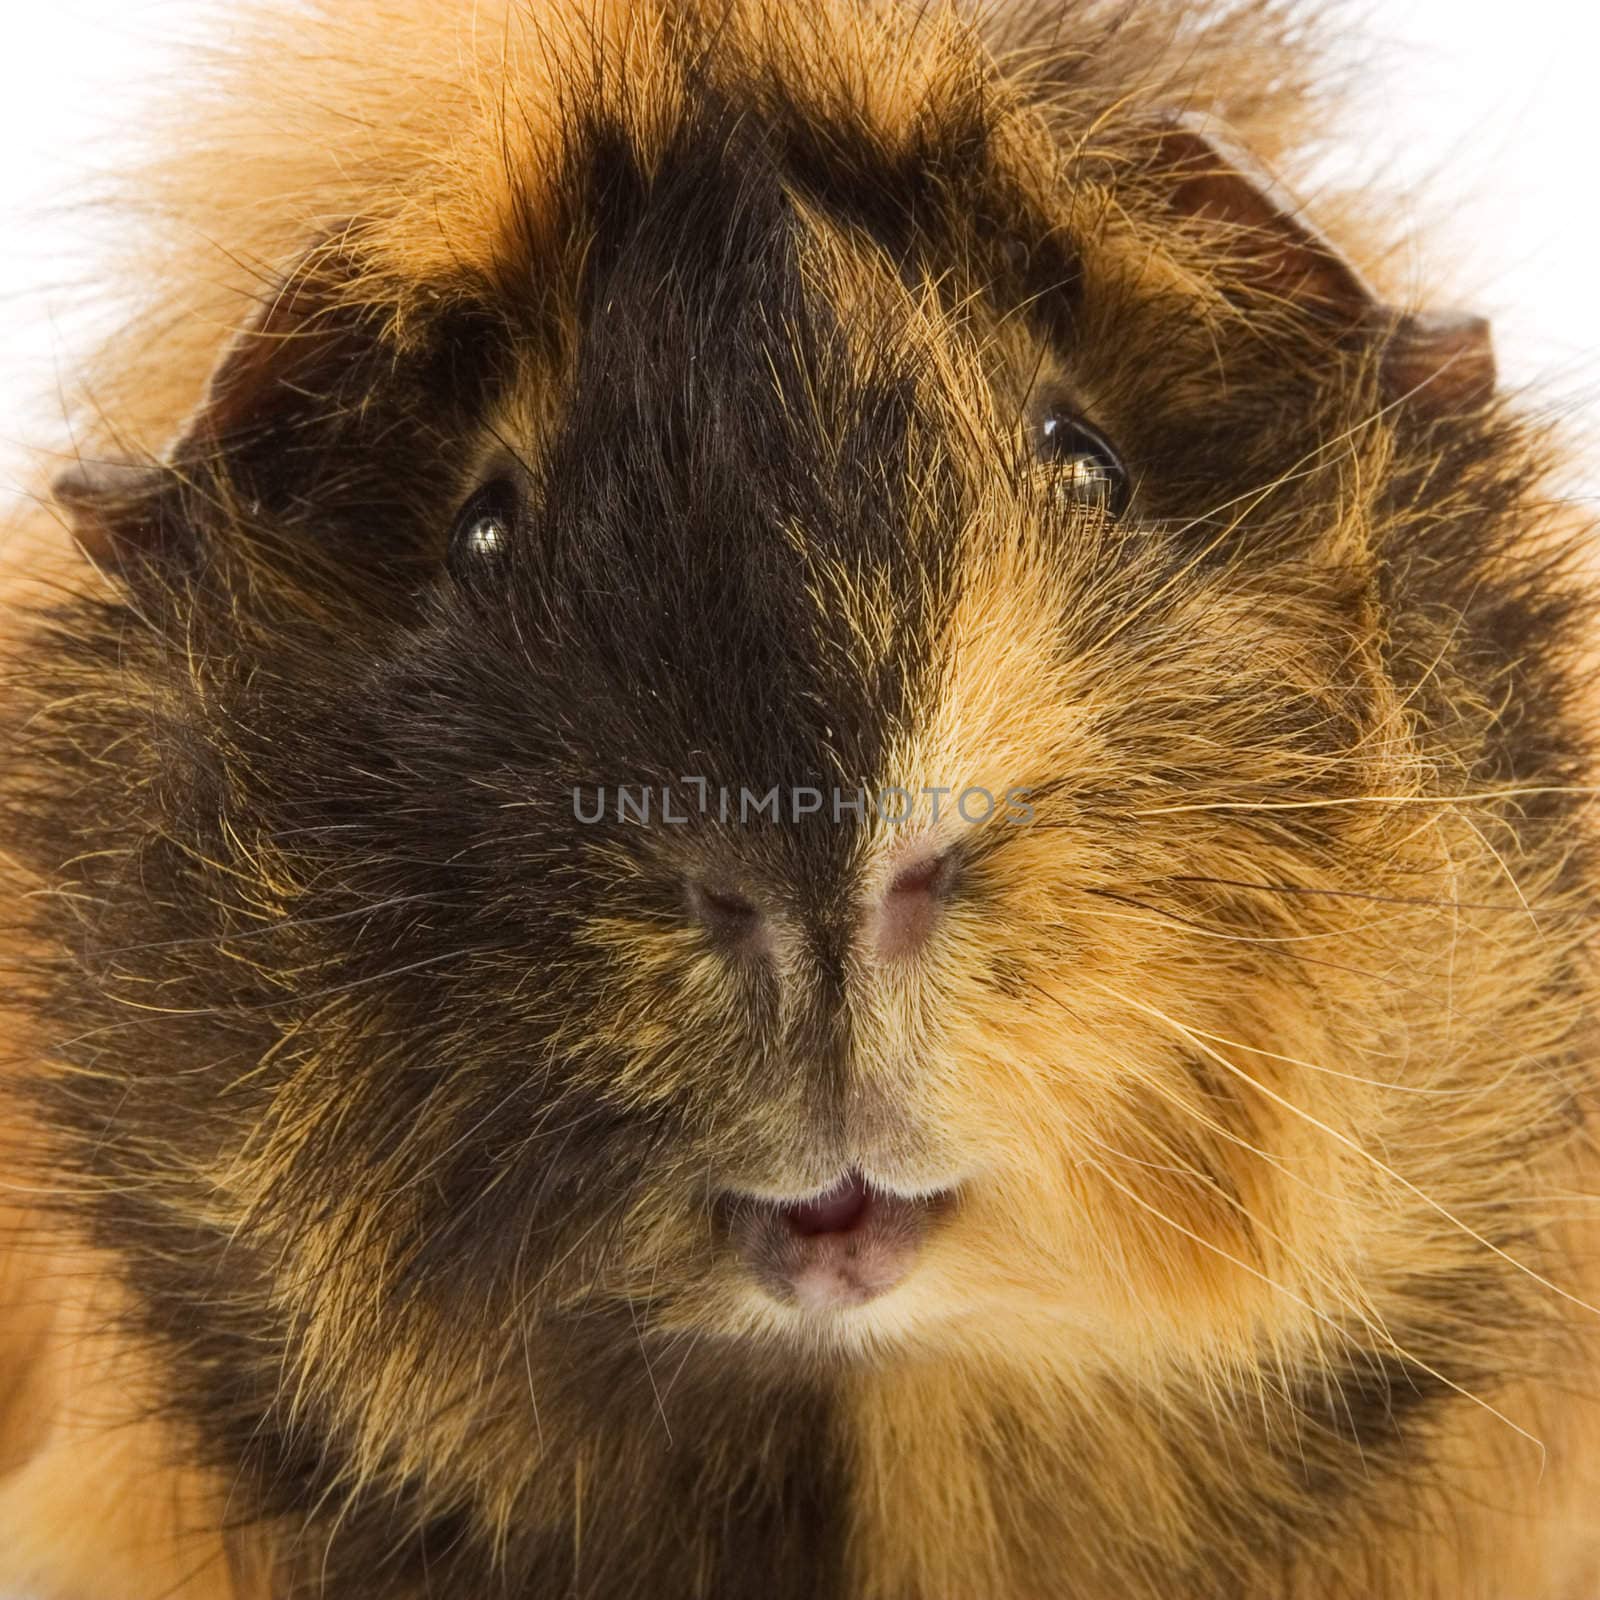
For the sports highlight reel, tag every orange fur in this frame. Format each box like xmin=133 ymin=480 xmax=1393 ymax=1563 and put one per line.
xmin=2 ymin=3 xmax=1599 ymax=1596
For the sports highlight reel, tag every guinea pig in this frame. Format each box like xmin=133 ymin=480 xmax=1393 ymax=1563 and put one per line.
xmin=1 ymin=2 xmax=1597 ymax=1597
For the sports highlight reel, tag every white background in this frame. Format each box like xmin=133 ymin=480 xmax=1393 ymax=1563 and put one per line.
xmin=0 ymin=1 xmax=1597 ymax=490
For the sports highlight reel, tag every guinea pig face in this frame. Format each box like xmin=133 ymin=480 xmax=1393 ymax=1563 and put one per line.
xmin=51 ymin=2 xmax=1539 ymax=1405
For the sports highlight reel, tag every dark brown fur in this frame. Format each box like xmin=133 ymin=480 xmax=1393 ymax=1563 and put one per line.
xmin=2 ymin=3 xmax=1598 ymax=1596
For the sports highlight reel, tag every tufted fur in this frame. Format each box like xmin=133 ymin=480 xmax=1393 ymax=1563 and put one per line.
xmin=2 ymin=2 xmax=1599 ymax=1596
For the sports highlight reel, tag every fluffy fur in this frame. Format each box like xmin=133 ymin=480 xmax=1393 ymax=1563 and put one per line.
xmin=2 ymin=2 xmax=1599 ymax=1596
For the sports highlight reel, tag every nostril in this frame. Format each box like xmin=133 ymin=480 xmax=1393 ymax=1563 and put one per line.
xmin=687 ymin=879 xmax=764 ymax=938
xmin=887 ymin=853 xmax=949 ymax=899
xmin=874 ymin=846 xmax=955 ymax=961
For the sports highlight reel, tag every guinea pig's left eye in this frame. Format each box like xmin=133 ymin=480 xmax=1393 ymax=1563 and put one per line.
xmin=448 ymin=479 xmax=518 ymax=581
xmin=1034 ymin=409 xmax=1129 ymax=515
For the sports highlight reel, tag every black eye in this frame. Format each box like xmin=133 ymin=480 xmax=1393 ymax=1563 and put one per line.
xmin=448 ymin=479 xmax=518 ymax=581
xmin=1034 ymin=410 xmax=1129 ymax=516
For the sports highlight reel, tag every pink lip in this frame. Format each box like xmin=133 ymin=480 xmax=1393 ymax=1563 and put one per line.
xmin=777 ymin=1170 xmax=875 ymax=1235
xmin=723 ymin=1169 xmax=954 ymax=1312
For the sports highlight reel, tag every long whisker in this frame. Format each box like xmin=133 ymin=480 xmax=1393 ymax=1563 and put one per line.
xmin=1083 ymin=1155 xmax=1548 ymax=1462
xmin=1137 ymin=784 xmax=1600 ymax=816
xmin=1078 ymin=971 xmax=1600 ymax=1322
xmin=1159 ymin=874 xmax=1572 ymax=915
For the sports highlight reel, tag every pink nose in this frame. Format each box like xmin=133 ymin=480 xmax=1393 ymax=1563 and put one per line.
xmin=872 ymin=846 xmax=953 ymax=961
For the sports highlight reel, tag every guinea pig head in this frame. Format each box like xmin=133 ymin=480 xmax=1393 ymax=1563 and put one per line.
xmin=40 ymin=11 xmax=1576 ymax=1510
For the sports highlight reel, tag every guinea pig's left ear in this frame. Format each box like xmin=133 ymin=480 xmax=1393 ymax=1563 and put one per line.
xmin=1154 ymin=114 xmax=1374 ymax=319
xmin=1153 ymin=114 xmax=1495 ymax=413
xmin=1377 ymin=308 xmax=1495 ymax=414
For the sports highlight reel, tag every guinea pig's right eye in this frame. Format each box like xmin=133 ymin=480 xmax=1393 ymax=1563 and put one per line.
xmin=447 ymin=479 xmax=518 ymax=582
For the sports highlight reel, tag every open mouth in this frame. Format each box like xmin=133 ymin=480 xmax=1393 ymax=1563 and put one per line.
xmin=721 ymin=1168 xmax=957 ymax=1313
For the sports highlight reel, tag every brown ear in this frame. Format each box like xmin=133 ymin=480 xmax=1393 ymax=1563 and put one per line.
xmin=1154 ymin=115 xmax=1495 ymax=415
xmin=51 ymin=249 xmax=380 ymax=576
xmin=52 ymin=456 xmax=170 ymax=573
xmin=1154 ymin=114 xmax=1376 ymax=320
xmin=1377 ymin=309 xmax=1495 ymax=414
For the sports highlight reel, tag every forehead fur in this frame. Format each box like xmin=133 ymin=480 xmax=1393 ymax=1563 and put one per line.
xmin=70 ymin=0 xmax=1377 ymax=465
